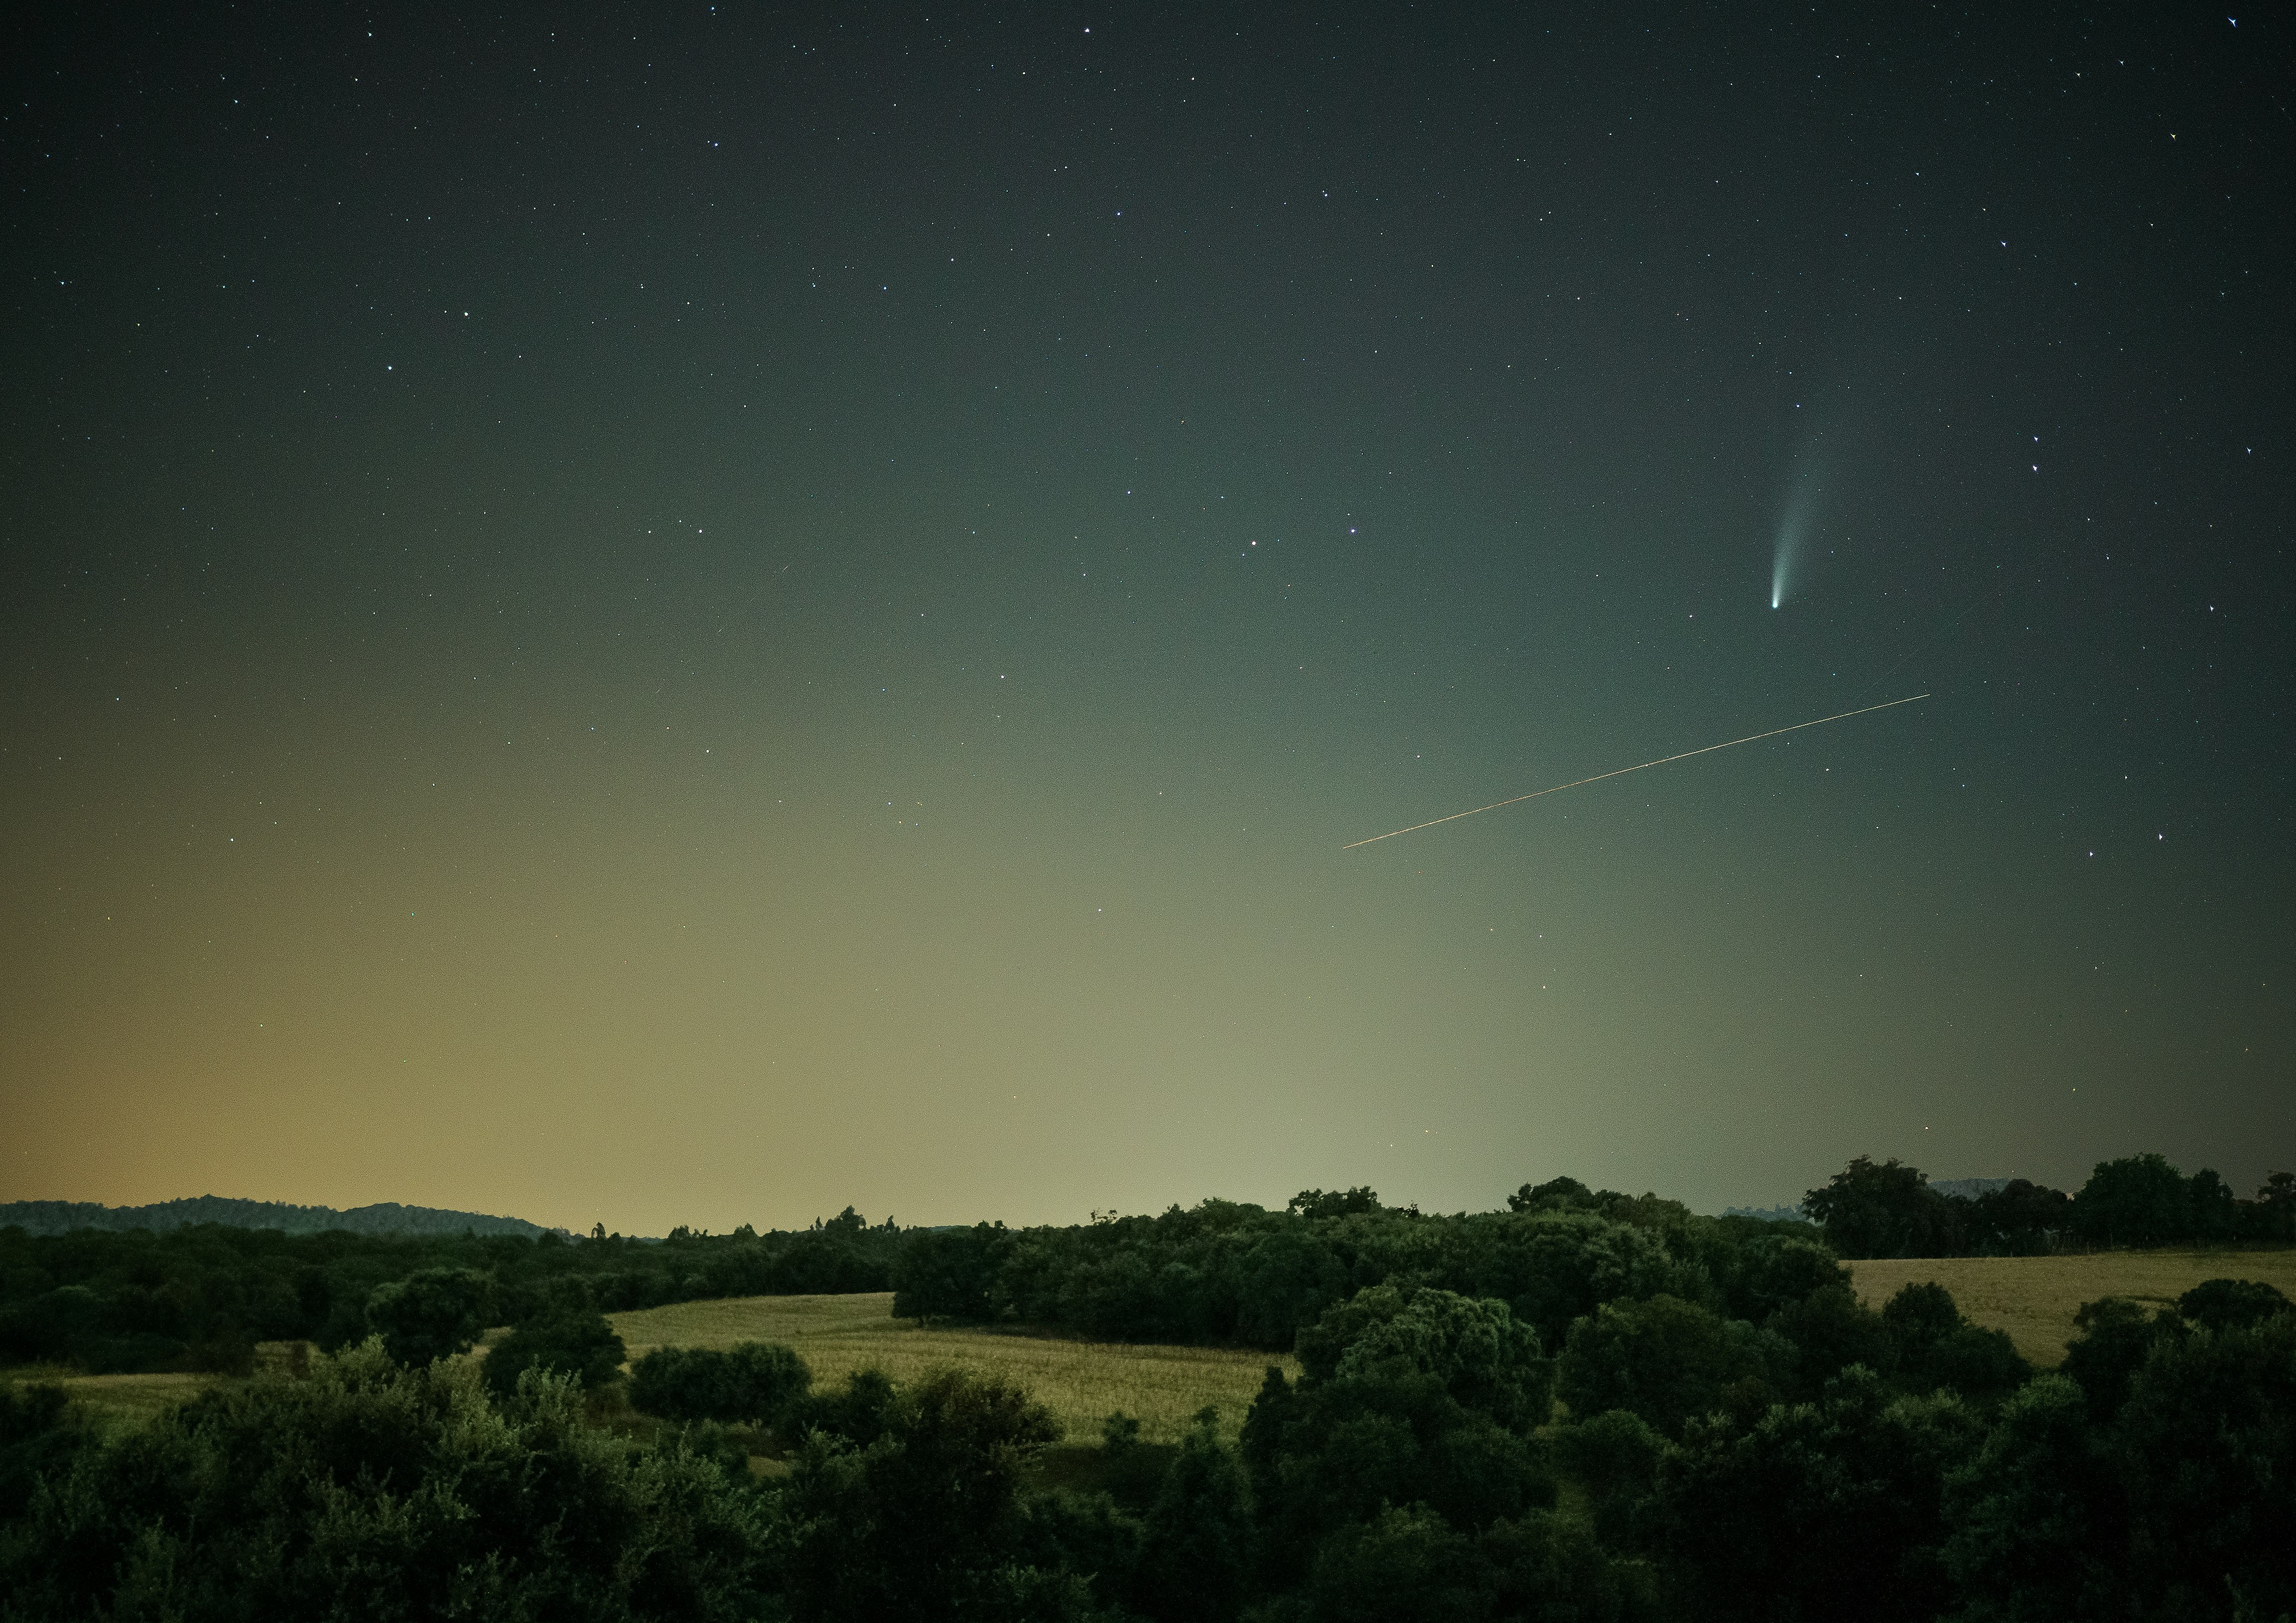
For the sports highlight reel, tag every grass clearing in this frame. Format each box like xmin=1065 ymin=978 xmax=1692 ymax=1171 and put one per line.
xmin=1849 ymin=1248 xmax=2296 ymax=1367
xmin=608 ymin=1293 xmax=1296 ymax=1445
xmin=3 ymin=1370 xmax=219 ymax=1431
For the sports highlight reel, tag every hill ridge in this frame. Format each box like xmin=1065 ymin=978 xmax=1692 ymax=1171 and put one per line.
xmin=0 ymin=1195 xmax=566 ymax=1240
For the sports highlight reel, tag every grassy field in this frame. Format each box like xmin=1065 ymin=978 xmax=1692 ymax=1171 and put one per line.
xmin=608 ymin=1293 xmax=1296 ymax=1445
xmin=0 ymin=1342 xmax=321 ymax=1431
xmin=1849 ymin=1248 xmax=2296 ymax=1367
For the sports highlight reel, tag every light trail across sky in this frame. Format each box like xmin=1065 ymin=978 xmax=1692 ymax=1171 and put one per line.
xmin=1341 ymin=693 xmax=1932 ymax=850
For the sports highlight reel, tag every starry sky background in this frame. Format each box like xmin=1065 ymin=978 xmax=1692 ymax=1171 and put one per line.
xmin=3 ymin=2 xmax=2288 ymax=1234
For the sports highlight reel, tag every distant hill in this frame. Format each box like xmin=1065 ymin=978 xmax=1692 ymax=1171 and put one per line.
xmin=0 ymin=1196 xmax=567 ymax=1240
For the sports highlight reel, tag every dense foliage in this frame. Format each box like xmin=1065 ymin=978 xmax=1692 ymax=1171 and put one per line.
xmin=1803 ymin=1154 xmax=2292 ymax=1259
xmin=7 ymin=1275 xmax=2282 ymax=1621
xmin=630 ymin=1343 xmax=812 ymax=1429
xmin=0 ymin=1208 xmax=902 ymax=1374
xmin=891 ymin=1179 xmax=1841 ymax=1354
xmin=0 ymin=1153 xmax=2289 ymax=1621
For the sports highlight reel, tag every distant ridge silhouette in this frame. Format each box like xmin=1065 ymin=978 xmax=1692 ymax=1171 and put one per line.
xmin=0 ymin=1195 xmax=567 ymax=1239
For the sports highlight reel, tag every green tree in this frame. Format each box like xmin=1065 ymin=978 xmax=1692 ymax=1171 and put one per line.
xmin=1803 ymin=1157 xmax=1962 ymax=1259
xmin=1967 ymin=1180 xmax=2073 ymax=1255
xmin=1940 ymin=1373 xmax=2125 ymax=1623
xmin=1481 ymin=1508 xmax=1660 ymax=1621
xmin=1441 ymin=1211 xmax=1687 ymax=1353
xmin=1288 ymin=1187 xmax=1383 ymax=1220
xmin=361 ymin=1266 xmax=490 ymax=1366
xmin=1884 ymin=1283 xmax=2029 ymax=1408
xmin=2061 ymin=1297 xmax=2180 ymax=1422
xmin=1551 ymin=1408 xmax=1664 ymax=1546
xmin=1765 ymin=1283 xmax=1898 ymax=1397
xmin=2175 ymin=1277 xmax=2292 ymax=1333
xmin=1233 ymin=1224 xmax=1350 ymax=1350
xmin=1134 ymin=1407 xmax=1253 ymax=1623
xmin=479 ymin=1309 xmax=626 ymax=1400
xmin=1507 ymin=1176 xmax=1595 ymax=1213
xmin=628 ymin=1341 xmax=811 ymax=1430
xmin=1303 ymin=1502 xmax=1491 ymax=1623
xmin=1641 ymin=1368 xmax=1981 ymax=1623
xmin=0 ymin=1340 xmax=776 ymax=1621
xmin=0 ymin=1382 xmax=87 ymax=1523
xmin=891 ymin=1222 xmax=1010 ymax=1324
xmin=2113 ymin=1313 xmax=2296 ymax=1619
xmin=779 ymin=1367 xmax=1069 ymax=1620
xmin=1556 ymin=1294 xmax=1779 ymax=1438
xmin=2251 ymin=1172 xmax=2296 ymax=1242
xmin=2186 ymin=1169 xmax=2237 ymax=1245
xmin=1246 ymin=1289 xmax=1557 ymax=1585
xmin=2070 ymin=1153 xmax=2189 ymax=1247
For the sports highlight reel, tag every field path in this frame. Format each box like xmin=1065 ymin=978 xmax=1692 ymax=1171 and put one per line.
xmin=607 ymin=1292 xmax=1295 ymax=1444
xmin=1848 ymin=1249 xmax=2296 ymax=1367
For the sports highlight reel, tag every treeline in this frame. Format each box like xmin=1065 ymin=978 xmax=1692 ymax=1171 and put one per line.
xmin=891 ymin=1180 xmax=1835 ymax=1353
xmin=2 ymin=1269 xmax=2288 ymax=1620
xmin=1804 ymin=1152 xmax=2294 ymax=1259
xmin=0 ymin=1209 xmax=902 ymax=1375
xmin=7 ymin=1150 xmax=2285 ymax=1380
xmin=886 ymin=1155 xmax=2295 ymax=1350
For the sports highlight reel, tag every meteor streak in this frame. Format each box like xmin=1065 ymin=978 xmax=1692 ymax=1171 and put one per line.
xmin=1341 ymin=693 xmax=1930 ymax=850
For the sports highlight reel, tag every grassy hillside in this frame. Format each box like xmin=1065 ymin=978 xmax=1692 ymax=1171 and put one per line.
xmin=1849 ymin=1248 xmax=2296 ymax=1366
xmin=607 ymin=1292 xmax=1296 ymax=1444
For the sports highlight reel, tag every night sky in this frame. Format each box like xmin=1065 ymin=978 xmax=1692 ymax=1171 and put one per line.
xmin=4 ymin=3 xmax=2288 ymax=1235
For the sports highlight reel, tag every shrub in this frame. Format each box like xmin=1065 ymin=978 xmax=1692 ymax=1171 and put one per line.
xmin=480 ymin=1310 xmax=626 ymax=1400
xmin=1556 ymin=1294 xmax=1779 ymax=1438
xmin=2175 ymin=1277 xmax=2292 ymax=1333
xmin=0 ymin=1340 xmax=777 ymax=1621
xmin=1135 ymin=1407 xmax=1253 ymax=1622
xmin=627 ymin=1341 xmax=811 ymax=1430
xmin=779 ymin=1367 xmax=1066 ymax=1618
xmin=362 ymin=1267 xmax=490 ymax=1366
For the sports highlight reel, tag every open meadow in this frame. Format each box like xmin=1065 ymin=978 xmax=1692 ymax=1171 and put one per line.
xmin=1848 ymin=1248 xmax=2296 ymax=1366
xmin=607 ymin=1292 xmax=1297 ymax=1444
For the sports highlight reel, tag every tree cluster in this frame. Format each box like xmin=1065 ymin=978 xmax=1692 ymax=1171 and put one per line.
xmin=0 ymin=1209 xmax=902 ymax=1375
xmin=1 ymin=1153 xmax=2290 ymax=1621
xmin=891 ymin=1183 xmax=1834 ymax=1355
xmin=9 ymin=1267 xmax=2281 ymax=1621
xmin=1804 ymin=1154 xmax=2290 ymax=1259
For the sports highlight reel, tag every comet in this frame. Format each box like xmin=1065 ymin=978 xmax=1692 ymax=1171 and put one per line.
xmin=1341 ymin=693 xmax=1931 ymax=850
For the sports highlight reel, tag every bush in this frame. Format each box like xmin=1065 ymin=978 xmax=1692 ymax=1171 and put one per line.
xmin=1246 ymin=1289 xmax=1558 ymax=1586
xmin=362 ymin=1267 xmax=491 ymax=1366
xmin=778 ymin=1367 xmax=1066 ymax=1618
xmin=1941 ymin=1373 xmax=2125 ymax=1622
xmin=627 ymin=1341 xmax=811 ymax=1430
xmin=0 ymin=1340 xmax=777 ymax=1621
xmin=2114 ymin=1313 xmax=2296 ymax=1619
xmin=2175 ymin=1277 xmax=2292 ymax=1333
xmin=1552 ymin=1409 xmax=1664 ymax=1546
xmin=2061 ymin=1298 xmax=2178 ymax=1422
xmin=1134 ymin=1407 xmax=1253 ymax=1622
xmin=1884 ymin=1283 xmax=2029 ymax=1408
xmin=1640 ymin=1368 xmax=1981 ymax=1623
xmin=1556 ymin=1295 xmax=1779 ymax=1438
xmin=480 ymin=1310 xmax=626 ymax=1400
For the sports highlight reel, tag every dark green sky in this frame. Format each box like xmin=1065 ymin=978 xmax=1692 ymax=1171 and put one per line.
xmin=4 ymin=2 xmax=2287 ymax=1234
